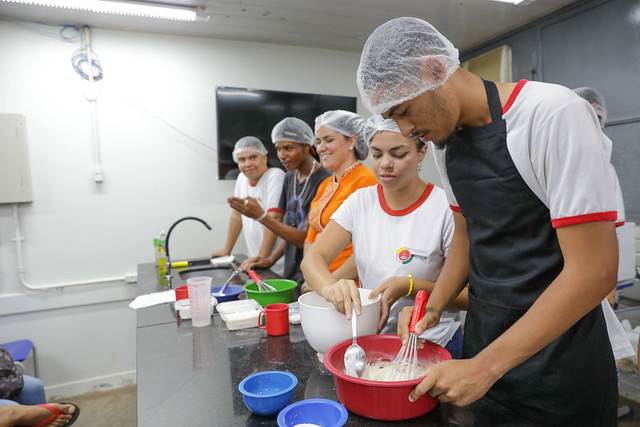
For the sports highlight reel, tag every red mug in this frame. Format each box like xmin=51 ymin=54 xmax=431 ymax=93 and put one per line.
xmin=258 ymin=303 xmax=289 ymax=336
xmin=175 ymin=286 xmax=189 ymax=301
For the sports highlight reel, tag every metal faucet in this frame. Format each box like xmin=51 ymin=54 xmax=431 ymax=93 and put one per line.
xmin=164 ymin=216 xmax=212 ymax=289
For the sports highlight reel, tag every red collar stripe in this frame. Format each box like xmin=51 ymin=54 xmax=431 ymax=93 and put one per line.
xmin=378 ymin=182 xmax=434 ymax=216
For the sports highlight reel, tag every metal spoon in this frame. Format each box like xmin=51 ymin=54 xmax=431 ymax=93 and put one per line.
xmin=344 ymin=306 xmax=366 ymax=378
xmin=213 ymin=270 xmax=238 ymax=297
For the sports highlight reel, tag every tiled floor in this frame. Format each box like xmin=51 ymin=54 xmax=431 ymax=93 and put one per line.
xmin=59 ymin=384 xmax=136 ymax=427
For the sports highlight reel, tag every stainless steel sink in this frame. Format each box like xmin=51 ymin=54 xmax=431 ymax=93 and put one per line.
xmin=178 ymin=266 xmax=244 ymax=286
xmin=169 ymin=255 xmax=280 ymax=289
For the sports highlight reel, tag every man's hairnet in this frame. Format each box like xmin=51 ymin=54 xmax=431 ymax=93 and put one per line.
xmin=573 ymin=87 xmax=607 ymax=127
xmin=363 ymin=114 xmax=402 ymax=145
xmin=314 ymin=110 xmax=368 ymax=160
xmin=271 ymin=117 xmax=314 ymax=145
xmin=357 ymin=17 xmax=460 ymax=115
xmin=232 ymin=136 xmax=268 ymax=163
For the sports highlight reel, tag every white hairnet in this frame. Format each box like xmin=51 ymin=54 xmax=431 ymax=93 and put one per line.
xmin=573 ymin=87 xmax=607 ymax=127
xmin=232 ymin=136 xmax=268 ymax=163
xmin=314 ymin=110 xmax=368 ymax=160
xmin=363 ymin=114 xmax=401 ymax=145
xmin=271 ymin=117 xmax=314 ymax=145
xmin=357 ymin=17 xmax=460 ymax=115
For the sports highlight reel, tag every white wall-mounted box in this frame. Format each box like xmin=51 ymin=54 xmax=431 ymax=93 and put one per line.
xmin=0 ymin=114 xmax=33 ymax=203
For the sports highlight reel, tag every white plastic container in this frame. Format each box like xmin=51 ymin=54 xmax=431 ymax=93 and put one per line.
xmin=175 ymin=297 xmax=217 ymax=319
xmin=217 ymin=299 xmax=262 ymax=331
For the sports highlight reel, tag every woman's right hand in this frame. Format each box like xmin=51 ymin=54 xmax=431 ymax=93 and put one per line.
xmin=238 ymin=256 xmax=273 ymax=272
xmin=322 ymin=279 xmax=362 ymax=319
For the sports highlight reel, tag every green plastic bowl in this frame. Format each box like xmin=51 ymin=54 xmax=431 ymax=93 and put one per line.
xmin=243 ymin=279 xmax=297 ymax=306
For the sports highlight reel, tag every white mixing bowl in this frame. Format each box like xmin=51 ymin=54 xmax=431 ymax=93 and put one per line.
xmin=299 ymin=288 xmax=381 ymax=360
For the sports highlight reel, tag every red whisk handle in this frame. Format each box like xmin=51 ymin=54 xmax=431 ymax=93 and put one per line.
xmin=248 ymin=269 xmax=262 ymax=283
xmin=408 ymin=290 xmax=429 ymax=334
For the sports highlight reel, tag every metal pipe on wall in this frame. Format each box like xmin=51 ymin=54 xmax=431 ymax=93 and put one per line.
xmin=12 ymin=203 xmax=131 ymax=291
xmin=83 ymin=26 xmax=104 ymax=183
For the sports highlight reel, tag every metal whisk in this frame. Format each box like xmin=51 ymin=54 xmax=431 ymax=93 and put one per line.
xmin=385 ymin=290 xmax=429 ymax=381
xmin=248 ymin=269 xmax=276 ymax=292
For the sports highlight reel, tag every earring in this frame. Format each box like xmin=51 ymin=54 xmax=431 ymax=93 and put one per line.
xmin=418 ymin=162 xmax=423 ymax=172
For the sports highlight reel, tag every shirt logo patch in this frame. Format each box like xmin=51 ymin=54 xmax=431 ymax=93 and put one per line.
xmin=396 ymin=247 xmax=413 ymax=264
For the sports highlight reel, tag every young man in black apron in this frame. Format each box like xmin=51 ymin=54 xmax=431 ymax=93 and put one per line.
xmin=357 ymin=17 xmax=618 ymax=426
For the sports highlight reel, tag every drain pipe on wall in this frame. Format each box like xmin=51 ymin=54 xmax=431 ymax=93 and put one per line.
xmin=83 ymin=26 xmax=104 ymax=184
xmin=12 ymin=203 xmax=135 ymax=291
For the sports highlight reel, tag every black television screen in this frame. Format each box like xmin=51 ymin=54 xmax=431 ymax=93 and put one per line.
xmin=216 ymin=86 xmax=357 ymax=180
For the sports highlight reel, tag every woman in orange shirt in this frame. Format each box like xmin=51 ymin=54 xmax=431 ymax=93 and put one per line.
xmin=303 ymin=110 xmax=378 ymax=284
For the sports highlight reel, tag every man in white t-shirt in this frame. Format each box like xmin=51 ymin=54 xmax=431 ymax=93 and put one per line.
xmin=357 ymin=17 xmax=618 ymax=426
xmin=211 ymin=136 xmax=285 ymax=275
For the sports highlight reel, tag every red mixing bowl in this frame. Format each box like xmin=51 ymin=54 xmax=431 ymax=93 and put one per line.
xmin=323 ymin=334 xmax=451 ymax=421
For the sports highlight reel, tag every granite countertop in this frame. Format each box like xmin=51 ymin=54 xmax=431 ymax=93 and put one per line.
xmin=135 ymin=258 xmax=475 ymax=426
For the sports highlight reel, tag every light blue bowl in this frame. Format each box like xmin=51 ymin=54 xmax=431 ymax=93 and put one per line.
xmin=239 ymin=371 xmax=297 ymax=416
xmin=277 ymin=398 xmax=348 ymax=427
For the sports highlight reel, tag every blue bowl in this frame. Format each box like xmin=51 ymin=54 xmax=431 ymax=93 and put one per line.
xmin=277 ymin=398 xmax=348 ymax=427
xmin=211 ymin=284 xmax=244 ymax=303
xmin=239 ymin=371 xmax=297 ymax=416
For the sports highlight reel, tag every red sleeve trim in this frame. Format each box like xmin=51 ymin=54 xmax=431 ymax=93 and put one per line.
xmin=615 ymin=221 xmax=625 ymax=227
xmin=378 ymin=183 xmax=434 ymax=216
xmin=551 ymin=211 xmax=617 ymax=228
xmin=502 ymin=79 xmax=528 ymax=114
xmin=268 ymin=208 xmax=285 ymax=213
xmin=450 ymin=205 xmax=460 ymax=213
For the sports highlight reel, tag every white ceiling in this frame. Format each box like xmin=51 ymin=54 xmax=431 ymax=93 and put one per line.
xmin=0 ymin=0 xmax=578 ymax=52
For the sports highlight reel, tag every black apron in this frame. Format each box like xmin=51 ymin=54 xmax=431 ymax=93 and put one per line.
xmin=445 ymin=80 xmax=617 ymax=426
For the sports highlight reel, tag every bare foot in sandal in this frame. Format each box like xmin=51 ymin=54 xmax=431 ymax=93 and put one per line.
xmin=0 ymin=402 xmax=79 ymax=427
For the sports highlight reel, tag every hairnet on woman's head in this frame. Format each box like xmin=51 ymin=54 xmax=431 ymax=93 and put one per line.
xmin=271 ymin=117 xmax=315 ymax=145
xmin=232 ymin=136 xmax=268 ymax=163
xmin=573 ymin=87 xmax=607 ymax=127
xmin=357 ymin=17 xmax=460 ymax=115
xmin=363 ymin=114 xmax=402 ymax=145
xmin=314 ymin=110 xmax=368 ymax=160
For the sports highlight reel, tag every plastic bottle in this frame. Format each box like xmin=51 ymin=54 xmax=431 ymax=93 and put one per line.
xmin=158 ymin=231 xmax=167 ymax=276
xmin=154 ymin=234 xmax=160 ymax=266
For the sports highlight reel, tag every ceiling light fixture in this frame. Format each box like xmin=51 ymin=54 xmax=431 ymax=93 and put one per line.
xmin=490 ymin=0 xmax=529 ymax=5
xmin=1 ymin=0 xmax=198 ymax=21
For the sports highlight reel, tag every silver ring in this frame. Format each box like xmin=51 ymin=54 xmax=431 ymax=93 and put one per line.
xmin=243 ymin=200 xmax=248 ymax=206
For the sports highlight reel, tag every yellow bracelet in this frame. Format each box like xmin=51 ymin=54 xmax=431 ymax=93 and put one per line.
xmin=406 ymin=275 xmax=414 ymax=297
